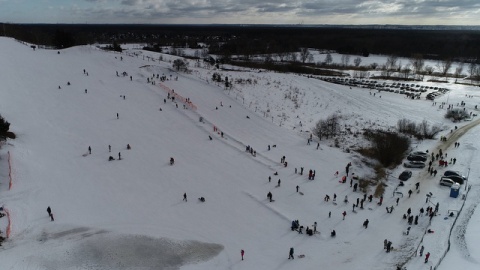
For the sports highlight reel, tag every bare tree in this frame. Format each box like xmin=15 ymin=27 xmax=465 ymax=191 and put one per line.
xmin=194 ymin=50 xmax=200 ymax=58
xmin=454 ymin=63 xmax=464 ymax=82
xmin=341 ymin=54 xmax=351 ymax=67
xmin=475 ymin=64 xmax=480 ymax=85
xmin=307 ymin=54 xmax=314 ymax=63
xmin=437 ymin=58 xmax=453 ymax=81
xmin=468 ymin=62 xmax=477 ymax=84
xmin=401 ymin=64 xmax=412 ymax=79
xmin=288 ymin=52 xmax=298 ymax=62
xmin=173 ymin=59 xmax=188 ymax=71
xmin=299 ymin=48 xmax=312 ymax=63
xmin=353 ymin=57 xmax=362 ymax=67
xmin=410 ymin=54 xmax=425 ymax=80
xmin=201 ymin=49 xmax=209 ymax=58
xmin=424 ymin=66 xmax=434 ymax=76
xmin=313 ymin=114 xmax=341 ymax=140
xmin=383 ymin=55 xmax=398 ymax=78
xmin=324 ymin=53 xmax=333 ymax=65
xmin=276 ymin=51 xmax=288 ymax=62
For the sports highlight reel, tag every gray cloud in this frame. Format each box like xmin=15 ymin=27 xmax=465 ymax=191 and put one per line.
xmin=74 ymin=0 xmax=480 ymax=24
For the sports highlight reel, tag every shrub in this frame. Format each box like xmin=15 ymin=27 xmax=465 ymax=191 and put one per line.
xmin=445 ymin=109 xmax=470 ymax=121
xmin=0 ymin=114 xmax=11 ymax=141
xmin=362 ymin=129 xmax=410 ymax=167
xmin=374 ymin=182 xmax=386 ymax=198
xmin=173 ymin=59 xmax=188 ymax=71
xmin=397 ymin=118 xmax=442 ymax=139
xmin=313 ymin=113 xmax=341 ymax=140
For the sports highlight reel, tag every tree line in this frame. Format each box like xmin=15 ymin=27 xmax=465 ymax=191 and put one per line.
xmin=1 ymin=24 xmax=480 ymax=62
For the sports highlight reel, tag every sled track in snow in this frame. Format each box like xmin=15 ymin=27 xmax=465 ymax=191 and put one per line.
xmin=243 ymin=191 xmax=291 ymax=222
xmin=147 ymin=73 xmax=282 ymax=172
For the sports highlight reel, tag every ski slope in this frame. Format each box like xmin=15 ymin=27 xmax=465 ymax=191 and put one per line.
xmin=0 ymin=37 xmax=479 ymax=270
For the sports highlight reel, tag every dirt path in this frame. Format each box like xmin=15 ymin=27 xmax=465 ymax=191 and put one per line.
xmin=400 ymin=117 xmax=480 ymax=269
xmin=419 ymin=117 xmax=480 ymax=179
xmin=437 ymin=117 xmax=480 ymax=151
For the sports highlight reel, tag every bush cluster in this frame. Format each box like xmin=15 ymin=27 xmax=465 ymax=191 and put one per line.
xmin=313 ymin=114 xmax=341 ymax=140
xmin=397 ymin=118 xmax=442 ymax=139
xmin=361 ymin=129 xmax=410 ymax=167
xmin=445 ymin=109 xmax=470 ymax=121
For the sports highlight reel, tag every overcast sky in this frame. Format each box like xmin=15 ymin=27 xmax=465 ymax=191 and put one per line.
xmin=1 ymin=0 xmax=479 ymax=25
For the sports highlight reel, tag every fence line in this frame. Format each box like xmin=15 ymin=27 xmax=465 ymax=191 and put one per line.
xmin=157 ymin=83 xmax=197 ymax=111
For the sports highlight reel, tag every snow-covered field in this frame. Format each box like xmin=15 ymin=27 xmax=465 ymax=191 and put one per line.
xmin=0 ymin=37 xmax=479 ymax=270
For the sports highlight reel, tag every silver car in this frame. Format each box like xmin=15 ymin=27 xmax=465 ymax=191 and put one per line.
xmin=404 ymin=161 xmax=426 ymax=168
xmin=439 ymin=178 xmax=455 ymax=187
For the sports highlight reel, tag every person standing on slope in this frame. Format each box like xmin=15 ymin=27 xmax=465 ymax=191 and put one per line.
xmin=288 ymin=247 xmax=294 ymax=259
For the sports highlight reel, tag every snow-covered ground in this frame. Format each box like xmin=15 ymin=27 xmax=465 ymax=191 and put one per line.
xmin=0 ymin=37 xmax=479 ymax=270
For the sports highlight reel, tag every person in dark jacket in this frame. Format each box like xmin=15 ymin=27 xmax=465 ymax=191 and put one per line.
xmin=363 ymin=219 xmax=369 ymax=228
xmin=288 ymin=247 xmax=294 ymax=259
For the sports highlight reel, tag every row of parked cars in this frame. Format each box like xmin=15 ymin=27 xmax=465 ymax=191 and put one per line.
xmin=399 ymin=151 xmax=429 ymax=180
xmin=321 ymin=77 xmax=450 ymax=100
xmin=439 ymin=170 xmax=466 ymax=186
xmin=426 ymin=87 xmax=450 ymax=100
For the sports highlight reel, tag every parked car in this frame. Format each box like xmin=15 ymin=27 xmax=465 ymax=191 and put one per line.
xmin=443 ymin=170 xmax=466 ymax=179
xmin=441 ymin=175 xmax=464 ymax=185
xmin=404 ymin=161 xmax=426 ymax=168
xmin=439 ymin=178 xmax=455 ymax=187
xmin=407 ymin=155 xmax=427 ymax=162
xmin=399 ymin=170 xmax=412 ymax=181
xmin=410 ymin=151 xmax=428 ymax=157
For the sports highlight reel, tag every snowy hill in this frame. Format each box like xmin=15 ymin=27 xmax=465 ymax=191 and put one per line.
xmin=1 ymin=37 xmax=480 ymax=270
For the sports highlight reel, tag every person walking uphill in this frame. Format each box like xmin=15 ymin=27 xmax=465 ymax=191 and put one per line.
xmin=288 ymin=247 xmax=295 ymax=259
xmin=241 ymin=249 xmax=245 ymax=260
xmin=425 ymin=252 xmax=430 ymax=263
xmin=363 ymin=219 xmax=369 ymax=229
xmin=47 ymin=206 xmax=54 ymax=221
xmin=267 ymin=192 xmax=273 ymax=202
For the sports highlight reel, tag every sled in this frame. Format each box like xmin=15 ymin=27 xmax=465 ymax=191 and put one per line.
xmin=368 ymin=208 xmax=373 ymax=210
xmin=299 ymin=192 xmax=304 ymax=195
xmin=333 ymin=202 xmax=337 ymax=205
xmin=297 ymin=254 xmax=305 ymax=258
xmin=82 ymin=152 xmax=89 ymax=157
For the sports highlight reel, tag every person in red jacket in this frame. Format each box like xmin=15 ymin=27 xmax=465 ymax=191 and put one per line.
xmin=425 ymin=252 xmax=430 ymax=263
xmin=241 ymin=249 xmax=245 ymax=260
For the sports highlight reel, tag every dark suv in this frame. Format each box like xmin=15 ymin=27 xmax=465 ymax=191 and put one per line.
xmin=399 ymin=170 xmax=412 ymax=181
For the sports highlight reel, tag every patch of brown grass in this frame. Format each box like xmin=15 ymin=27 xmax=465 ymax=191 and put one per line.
xmin=374 ymin=182 xmax=386 ymax=198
